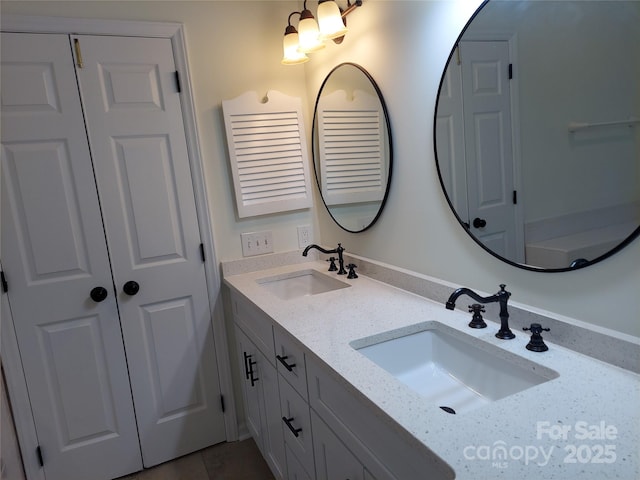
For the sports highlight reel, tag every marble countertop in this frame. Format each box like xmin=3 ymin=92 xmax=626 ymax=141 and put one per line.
xmin=223 ymin=260 xmax=640 ymax=480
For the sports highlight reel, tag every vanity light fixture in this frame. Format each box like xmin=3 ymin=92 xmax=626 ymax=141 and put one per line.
xmin=281 ymin=0 xmax=363 ymax=65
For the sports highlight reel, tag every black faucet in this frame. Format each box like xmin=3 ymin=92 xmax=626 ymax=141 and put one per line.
xmin=302 ymin=243 xmax=347 ymax=275
xmin=445 ymin=284 xmax=515 ymax=339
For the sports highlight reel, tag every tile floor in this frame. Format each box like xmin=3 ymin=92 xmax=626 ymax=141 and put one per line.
xmin=117 ymin=439 xmax=275 ymax=480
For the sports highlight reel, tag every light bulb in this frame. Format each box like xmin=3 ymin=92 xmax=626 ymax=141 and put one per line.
xmin=282 ymin=28 xmax=309 ymax=65
xmin=297 ymin=9 xmax=325 ymax=53
xmin=317 ymin=1 xmax=348 ymax=40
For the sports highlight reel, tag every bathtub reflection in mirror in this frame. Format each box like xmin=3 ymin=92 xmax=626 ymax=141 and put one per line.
xmin=312 ymin=63 xmax=392 ymax=233
xmin=434 ymin=0 xmax=639 ymax=271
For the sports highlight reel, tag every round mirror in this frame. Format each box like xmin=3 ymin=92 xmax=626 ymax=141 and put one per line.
xmin=434 ymin=0 xmax=639 ymax=272
xmin=312 ymin=63 xmax=393 ymax=232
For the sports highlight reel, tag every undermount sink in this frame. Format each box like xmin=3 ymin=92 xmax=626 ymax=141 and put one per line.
xmin=352 ymin=322 xmax=558 ymax=415
xmin=257 ymin=269 xmax=350 ymax=300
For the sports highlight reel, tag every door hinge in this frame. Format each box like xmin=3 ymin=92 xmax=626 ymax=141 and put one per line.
xmin=200 ymin=243 xmax=206 ymax=262
xmin=513 ymin=190 xmax=518 ymax=205
xmin=73 ymin=38 xmax=84 ymax=69
xmin=174 ymin=71 xmax=182 ymax=93
xmin=36 ymin=445 xmax=44 ymax=467
xmin=1 ymin=271 xmax=7 ymax=293
xmin=508 ymin=63 xmax=513 ymax=80
xmin=220 ymin=394 xmax=226 ymax=413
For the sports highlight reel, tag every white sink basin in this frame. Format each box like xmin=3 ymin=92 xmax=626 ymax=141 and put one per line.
xmin=352 ymin=322 xmax=558 ymax=415
xmin=258 ymin=269 xmax=350 ymax=300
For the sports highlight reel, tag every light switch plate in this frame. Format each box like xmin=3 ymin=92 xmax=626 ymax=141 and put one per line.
xmin=241 ymin=231 xmax=274 ymax=257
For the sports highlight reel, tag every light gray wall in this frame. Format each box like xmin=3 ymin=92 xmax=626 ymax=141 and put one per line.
xmin=3 ymin=0 xmax=638 ymax=337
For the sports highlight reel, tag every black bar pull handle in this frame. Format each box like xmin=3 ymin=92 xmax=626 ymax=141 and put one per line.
xmin=248 ymin=358 xmax=258 ymax=386
xmin=282 ymin=416 xmax=302 ymax=437
xmin=276 ymin=354 xmax=296 ymax=372
xmin=243 ymin=352 xmax=252 ymax=379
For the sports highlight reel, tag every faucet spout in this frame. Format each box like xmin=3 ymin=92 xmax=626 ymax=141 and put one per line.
xmin=302 ymin=243 xmax=347 ymax=275
xmin=445 ymin=284 xmax=515 ymax=339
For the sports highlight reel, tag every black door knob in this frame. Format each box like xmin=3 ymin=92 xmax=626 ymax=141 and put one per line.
xmin=473 ymin=217 xmax=487 ymax=228
xmin=123 ymin=280 xmax=140 ymax=296
xmin=90 ymin=286 xmax=108 ymax=302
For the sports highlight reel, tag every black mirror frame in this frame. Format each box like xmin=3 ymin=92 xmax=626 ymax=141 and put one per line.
xmin=312 ymin=62 xmax=393 ymax=233
xmin=432 ymin=0 xmax=640 ymax=272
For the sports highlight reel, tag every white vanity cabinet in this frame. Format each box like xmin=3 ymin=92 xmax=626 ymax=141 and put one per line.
xmin=231 ymin=296 xmax=286 ymax=480
xmin=230 ymin=289 xmax=449 ymax=480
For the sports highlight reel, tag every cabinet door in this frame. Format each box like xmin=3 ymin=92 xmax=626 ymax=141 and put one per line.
xmin=73 ymin=35 xmax=226 ymax=466
xmin=286 ymin=445 xmax=313 ymax=480
xmin=236 ymin=327 xmax=264 ymax=449
xmin=0 ymin=32 xmax=142 ymax=480
xmin=235 ymin=325 xmax=286 ymax=479
xmin=312 ymin=411 xmax=364 ymax=480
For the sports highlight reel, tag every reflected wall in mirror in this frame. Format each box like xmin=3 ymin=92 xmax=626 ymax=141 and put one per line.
xmin=435 ymin=0 xmax=639 ymax=271
xmin=313 ymin=62 xmax=392 ymax=232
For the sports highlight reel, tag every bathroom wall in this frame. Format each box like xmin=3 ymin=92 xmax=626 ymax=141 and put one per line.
xmin=303 ymin=0 xmax=640 ymax=337
xmin=2 ymin=0 xmax=638 ymax=337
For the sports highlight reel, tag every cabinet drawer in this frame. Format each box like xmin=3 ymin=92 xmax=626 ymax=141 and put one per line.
xmin=274 ymin=328 xmax=308 ymax=400
xmin=285 ymin=444 xmax=313 ymax=480
xmin=231 ymin=291 xmax=275 ymax=361
xmin=311 ymin=410 xmax=364 ymax=480
xmin=279 ymin=373 xmax=314 ymax=477
xmin=307 ymin=356 xmax=454 ymax=480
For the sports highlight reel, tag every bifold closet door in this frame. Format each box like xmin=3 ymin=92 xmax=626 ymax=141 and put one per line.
xmin=73 ymin=35 xmax=226 ymax=467
xmin=0 ymin=32 xmax=143 ymax=480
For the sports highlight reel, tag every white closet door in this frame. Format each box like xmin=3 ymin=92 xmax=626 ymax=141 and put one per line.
xmin=0 ymin=32 xmax=142 ymax=480
xmin=73 ymin=35 xmax=226 ymax=467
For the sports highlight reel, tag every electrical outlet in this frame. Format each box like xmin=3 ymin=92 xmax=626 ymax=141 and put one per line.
xmin=297 ymin=225 xmax=312 ymax=248
xmin=241 ymin=230 xmax=274 ymax=257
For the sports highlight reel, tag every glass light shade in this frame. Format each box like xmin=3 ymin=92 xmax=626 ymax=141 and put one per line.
xmin=317 ymin=1 xmax=348 ymax=39
xmin=298 ymin=11 xmax=325 ymax=53
xmin=282 ymin=31 xmax=309 ymax=65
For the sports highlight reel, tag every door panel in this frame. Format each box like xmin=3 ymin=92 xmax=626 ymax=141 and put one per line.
xmin=435 ymin=55 xmax=469 ymax=220
xmin=111 ymin=134 xmax=186 ymax=263
xmin=140 ymin=297 xmax=206 ymax=418
xmin=3 ymin=141 xmax=92 ymax=279
xmin=460 ymin=40 xmax=518 ymax=260
xmin=40 ymin=316 xmax=120 ymax=443
xmin=74 ymin=34 xmax=225 ymax=466
xmin=1 ymin=32 xmax=142 ymax=480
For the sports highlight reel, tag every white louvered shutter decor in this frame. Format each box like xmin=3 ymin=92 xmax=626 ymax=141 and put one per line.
xmin=222 ymin=90 xmax=312 ymax=218
xmin=318 ymin=89 xmax=386 ymax=206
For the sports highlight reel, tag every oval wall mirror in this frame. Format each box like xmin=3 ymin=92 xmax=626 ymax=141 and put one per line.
xmin=312 ymin=62 xmax=393 ymax=233
xmin=434 ymin=0 xmax=639 ymax=272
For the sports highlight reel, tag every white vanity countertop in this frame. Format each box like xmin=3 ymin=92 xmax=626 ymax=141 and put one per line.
xmin=224 ymin=261 xmax=640 ymax=480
